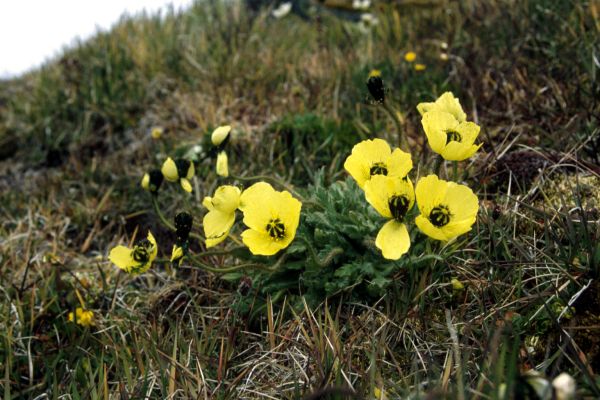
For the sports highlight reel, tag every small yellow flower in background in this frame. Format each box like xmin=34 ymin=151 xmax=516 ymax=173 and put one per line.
xmin=203 ymin=185 xmax=241 ymax=247
xmin=414 ymin=63 xmax=426 ymax=71
xmin=451 ymin=277 xmax=465 ymax=291
xmin=344 ymin=138 xmax=412 ymax=189
xmin=161 ymin=157 xmax=195 ymax=193
xmin=421 ymin=110 xmax=481 ymax=161
xmin=109 ymin=231 xmax=158 ymax=274
xmin=238 ymin=182 xmax=302 ymax=256
xmin=68 ymin=307 xmax=95 ymax=327
xmin=415 ymin=175 xmax=479 ymax=241
xmin=150 ymin=126 xmax=163 ymax=140
xmin=417 ymin=91 xmax=466 ymax=122
xmin=373 ymin=386 xmax=388 ymax=399
xmin=216 ymin=151 xmax=229 ymax=177
xmin=364 ymin=175 xmax=414 ymax=260
xmin=211 ymin=125 xmax=231 ymax=147
xmin=140 ymin=169 xmax=164 ymax=194
xmin=170 ymin=245 xmax=184 ymax=266
xmin=404 ymin=51 xmax=416 ymax=62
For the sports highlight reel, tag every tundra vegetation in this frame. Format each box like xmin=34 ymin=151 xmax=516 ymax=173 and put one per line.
xmin=1 ymin=0 xmax=599 ymax=398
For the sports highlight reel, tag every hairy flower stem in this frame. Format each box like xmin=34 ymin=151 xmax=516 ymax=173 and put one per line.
xmin=453 ymin=161 xmax=459 ymax=182
xmin=187 ymin=252 xmax=287 ymax=274
xmin=199 ymin=246 xmax=247 ymax=258
xmin=109 ymin=271 xmax=123 ymax=312
xmin=151 ymin=195 xmax=175 ymax=230
xmin=381 ymin=101 xmax=408 ymax=151
xmin=433 ymin=155 xmax=444 ymax=176
xmin=151 ymin=195 xmax=204 ymax=241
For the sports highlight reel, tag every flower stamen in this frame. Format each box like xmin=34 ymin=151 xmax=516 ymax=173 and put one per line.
xmin=446 ymin=130 xmax=462 ymax=144
xmin=369 ymin=162 xmax=388 ymax=176
xmin=266 ymin=218 xmax=286 ymax=240
xmin=429 ymin=205 xmax=451 ymax=227
xmin=132 ymin=239 xmax=152 ymax=263
xmin=388 ymin=195 xmax=410 ymax=221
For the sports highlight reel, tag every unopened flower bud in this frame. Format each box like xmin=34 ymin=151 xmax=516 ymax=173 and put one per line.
xmin=366 ymin=69 xmax=385 ymax=103
xmin=141 ymin=169 xmax=164 ymax=194
xmin=174 ymin=212 xmax=193 ymax=243
xmin=211 ymin=125 xmax=231 ymax=147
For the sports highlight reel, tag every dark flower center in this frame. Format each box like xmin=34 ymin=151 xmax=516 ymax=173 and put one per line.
xmin=132 ymin=239 xmax=152 ymax=263
xmin=388 ymin=195 xmax=410 ymax=221
xmin=369 ymin=162 xmax=388 ymax=176
xmin=429 ymin=205 xmax=451 ymax=227
xmin=446 ymin=130 xmax=462 ymax=144
xmin=266 ymin=218 xmax=286 ymax=240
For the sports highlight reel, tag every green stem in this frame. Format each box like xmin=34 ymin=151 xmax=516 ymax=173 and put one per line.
xmin=199 ymin=246 xmax=247 ymax=258
xmin=382 ymin=102 xmax=408 ymax=151
xmin=151 ymin=195 xmax=175 ymax=231
xmin=452 ymin=161 xmax=458 ymax=182
xmin=187 ymin=252 xmax=287 ymax=274
xmin=109 ymin=271 xmax=123 ymax=312
xmin=433 ymin=155 xmax=444 ymax=176
xmin=151 ymin=195 xmax=204 ymax=241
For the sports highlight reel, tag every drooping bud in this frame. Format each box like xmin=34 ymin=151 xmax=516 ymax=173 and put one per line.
xmin=366 ymin=69 xmax=385 ymax=103
xmin=141 ymin=169 xmax=164 ymax=194
xmin=211 ymin=125 xmax=231 ymax=147
xmin=174 ymin=212 xmax=193 ymax=243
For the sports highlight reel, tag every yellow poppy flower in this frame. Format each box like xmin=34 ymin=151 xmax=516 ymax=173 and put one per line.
xmin=404 ymin=51 xmax=416 ymax=62
xmin=161 ymin=157 xmax=195 ymax=193
xmin=415 ymin=175 xmax=479 ymax=241
xmin=364 ymin=175 xmax=414 ymax=260
xmin=421 ymin=110 xmax=482 ymax=161
xmin=344 ymin=138 xmax=412 ymax=189
xmin=239 ymin=182 xmax=302 ymax=256
xmin=68 ymin=307 xmax=95 ymax=327
xmin=216 ymin=151 xmax=229 ymax=177
xmin=414 ymin=63 xmax=426 ymax=71
xmin=109 ymin=231 xmax=158 ymax=274
xmin=203 ymin=185 xmax=241 ymax=247
xmin=416 ymin=91 xmax=466 ymax=122
xmin=211 ymin=125 xmax=231 ymax=146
